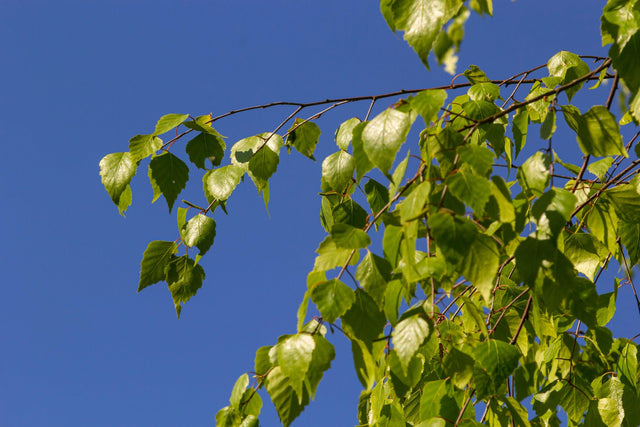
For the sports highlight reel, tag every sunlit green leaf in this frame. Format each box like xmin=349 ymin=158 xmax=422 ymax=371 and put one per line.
xmin=562 ymin=105 xmax=628 ymax=157
xmin=278 ymin=334 xmax=315 ymax=401
xmin=330 ymin=223 xmax=371 ymax=249
xmin=517 ymin=151 xmax=551 ymax=197
xmin=129 ymin=134 xmax=162 ymax=162
xmin=446 ymin=165 xmax=491 ymax=213
xmin=309 ymin=278 xmax=355 ymax=323
xmin=392 ymin=314 xmax=431 ymax=372
xmin=409 ymin=89 xmax=447 ymax=124
xmin=138 ymin=240 xmax=178 ymax=292
xmin=181 ymin=213 xmax=216 ymax=256
xmin=206 ymin=165 xmax=244 ymax=201
xmin=185 ymin=132 xmax=225 ymax=169
xmin=99 ymin=152 xmax=137 ymax=215
xmin=362 ymin=108 xmax=413 ymax=173
xmin=322 ymin=151 xmax=355 ymax=192
xmin=165 ymin=255 xmax=205 ymax=318
xmin=264 ymin=366 xmax=309 ymax=427
xmin=334 ymin=117 xmax=360 ymax=151
xmin=153 ymin=113 xmax=189 ymax=136
xmin=286 ymin=118 xmax=321 ymax=159
xmin=547 ymin=51 xmax=590 ymax=101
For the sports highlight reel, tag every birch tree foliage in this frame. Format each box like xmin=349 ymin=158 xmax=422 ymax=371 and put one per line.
xmin=100 ymin=0 xmax=640 ymax=425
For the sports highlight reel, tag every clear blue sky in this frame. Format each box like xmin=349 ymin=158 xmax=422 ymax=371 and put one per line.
xmin=1 ymin=1 xmax=632 ymax=426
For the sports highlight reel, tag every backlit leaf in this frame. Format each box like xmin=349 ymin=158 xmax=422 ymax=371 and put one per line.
xmin=278 ymin=334 xmax=315 ymax=401
xmin=330 ymin=223 xmax=371 ymax=249
xmin=409 ymin=89 xmax=447 ymax=124
xmin=362 ymin=108 xmax=413 ymax=173
xmin=392 ymin=314 xmax=431 ymax=371
xmin=185 ymin=132 xmax=225 ymax=169
xmin=334 ymin=117 xmax=361 ymax=151
xmin=99 ymin=152 xmax=137 ymax=215
xmin=322 ymin=151 xmax=355 ymax=192
xmin=472 ymin=339 xmax=520 ymax=400
xmin=309 ymin=278 xmax=355 ymax=323
xmin=517 ymin=151 xmax=551 ymax=197
xmin=286 ymin=118 xmax=321 ymax=159
xmin=446 ymin=165 xmax=491 ymax=213
xmin=129 ymin=134 xmax=162 ymax=162
xmin=165 ymin=255 xmax=205 ymax=318
xmin=356 ymin=252 xmax=392 ymax=308
xmin=148 ymin=152 xmax=189 ymax=212
xmin=181 ymin=213 xmax=216 ymax=256
xmin=138 ymin=240 xmax=178 ymax=292
xmin=206 ymin=165 xmax=244 ymax=201
xmin=153 ymin=113 xmax=189 ymax=136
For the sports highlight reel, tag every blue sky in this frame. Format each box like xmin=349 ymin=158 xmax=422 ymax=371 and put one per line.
xmin=1 ymin=1 xmax=633 ymax=426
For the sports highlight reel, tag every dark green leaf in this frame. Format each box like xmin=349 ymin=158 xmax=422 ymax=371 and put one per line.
xmin=620 ymin=220 xmax=640 ymax=266
xmin=352 ymin=122 xmax=375 ymax=183
xmin=364 ymin=178 xmax=390 ymax=215
xmin=148 ymin=152 xmax=189 ymax=212
xmin=512 ymin=108 xmax=529 ymax=156
xmin=342 ymin=289 xmax=386 ymax=344
xmin=322 ymin=151 xmax=355 ymax=192
xmin=129 ymin=134 xmax=162 ymax=162
xmin=185 ymin=132 xmax=225 ymax=169
xmin=138 ymin=240 xmax=178 ymax=292
xmin=153 ymin=113 xmax=189 ymax=136
xmin=205 ymin=165 xmax=244 ymax=201
xmin=181 ymin=213 xmax=216 ymax=256
xmin=309 ymin=278 xmax=355 ymax=323
xmin=540 ymin=109 xmax=557 ymax=140
xmin=428 ymin=212 xmax=477 ymax=264
xmin=286 ymin=118 xmax=321 ymax=159
xmin=334 ymin=117 xmax=361 ymax=151
xmin=619 ymin=342 xmax=638 ymax=389
xmin=332 ymin=199 xmax=368 ymax=229
xmin=362 ymin=108 xmax=413 ymax=173
xmin=249 ymin=145 xmax=279 ymax=180
xmin=99 ymin=152 xmax=137 ymax=215
xmin=605 ymin=181 xmax=640 ymax=223
xmin=165 ymin=255 xmax=205 ymax=318
xmin=419 ymin=380 xmax=460 ymax=422
xmin=443 ymin=347 xmax=475 ymax=389
xmin=472 ymin=339 xmax=520 ymax=400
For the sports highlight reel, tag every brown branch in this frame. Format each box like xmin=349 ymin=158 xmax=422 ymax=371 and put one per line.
xmin=509 ymin=294 xmax=533 ymax=345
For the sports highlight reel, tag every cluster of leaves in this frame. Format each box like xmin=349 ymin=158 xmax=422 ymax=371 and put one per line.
xmin=100 ymin=0 xmax=640 ymax=425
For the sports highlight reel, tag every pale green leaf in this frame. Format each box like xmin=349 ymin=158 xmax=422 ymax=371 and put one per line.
xmin=409 ymin=89 xmax=447 ymax=124
xmin=419 ymin=380 xmax=459 ymax=422
xmin=588 ymin=157 xmax=614 ymax=182
xmin=392 ymin=314 xmax=431 ymax=371
xmin=457 ymin=144 xmax=494 ymax=176
xmin=313 ymin=236 xmax=358 ymax=271
xmin=619 ymin=220 xmax=640 ymax=266
xmin=362 ymin=108 xmax=413 ymax=173
xmin=129 ymin=134 xmax=162 ymax=162
xmin=334 ymin=117 xmax=361 ymax=151
xmin=399 ymin=181 xmax=431 ymax=222
xmin=517 ymin=151 xmax=551 ymax=197
xmin=547 ymin=51 xmax=590 ymax=101
xmin=352 ymin=122 xmax=375 ymax=183
xmin=322 ymin=151 xmax=355 ymax=192
xmin=356 ymin=252 xmax=392 ymax=309
xmin=153 ymin=113 xmax=189 ymax=136
xmin=278 ymin=334 xmax=316 ymax=401
xmin=619 ymin=343 xmax=638 ymax=389
xmin=446 ymin=165 xmax=491 ymax=213
xmin=564 ymin=232 xmax=608 ymax=280
xmin=461 ymin=234 xmax=499 ymax=301
xmin=99 ymin=152 xmax=137 ymax=214
xmin=138 ymin=240 xmax=178 ymax=292
xmin=512 ymin=108 xmax=529 ymax=156
xmin=180 ymin=213 xmax=216 ymax=256
xmin=230 ymin=374 xmax=249 ymax=409
xmin=264 ymin=366 xmax=309 ymax=427
xmin=330 ymin=223 xmax=371 ymax=249
xmin=468 ymin=82 xmax=500 ymax=102
xmin=563 ymin=105 xmax=628 ymax=157
xmin=205 ymin=165 xmax=244 ymax=201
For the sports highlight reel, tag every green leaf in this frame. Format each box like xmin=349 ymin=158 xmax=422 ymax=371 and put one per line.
xmin=99 ymin=152 xmax=137 ymax=215
xmin=409 ymin=89 xmax=447 ymax=124
xmin=285 ymin=118 xmax=321 ymax=159
xmin=249 ymin=145 xmax=279 ymax=180
xmin=457 ymin=144 xmax=494 ymax=176
xmin=489 ymin=176 xmax=516 ymax=224
xmin=428 ymin=212 xmax=477 ymax=264
xmin=460 ymin=234 xmax=499 ymax=302
xmin=446 ymin=165 xmax=491 ymax=213
xmin=364 ymin=178 xmax=390 ymax=215
xmin=230 ymin=374 xmax=250 ymax=409
xmin=182 ymin=115 xmax=224 ymax=137
xmin=389 ymin=151 xmax=411 ymax=198
xmin=531 ymin=188 xmax=577 ymax=238
xmin=351 ymin=338 xmax=377 ymax=390
xmin=619 ymin=343 xmax=638 ymax=389
xmin=356 ymin=252 xmax=392 ymax=308
xmin=362 ymin=108 xmax=413 ymax=173
xmin=334 ymin=117 xmax=361 ymax=151
xmin=128 ymin=134 xmax=162 ymax=162
xmin=389 ymin=0 xmax=463 ymax=68
xmin=588 ymin=157 xmax=614 ymax=182
xmin=562 ymin=105 xmax=628 ymax=157
xmin=148 ymin=152 xmax=189 ymax=212
xmin=419 ymin=380 xmax=460 ymax=422
xmin=547 ymin=51 xmax=590 ymax=101
xmin=472 ymin=339 xmax=520 ymax=400
xmin=205 ymin=165 xmax=244 ymax=201
xmin=469 ymin=0 xmax=492 ymax=15
xmin=306 ymin=335 xmax=335 ymax=398
xmin=322 ymin=151 xmax=355 ymax=192
xmin=313 ymin=235 xmax=360 ymax=272
xmin=330 ymin=223 xmax=371 ymax=249
xmin=468 ymin=82 xmax=500 ymax=102
xmin=351 ymin=122 xmax=375 ymax=183
xmin=517 ymin=151 xmax=551 ymax=197
xmin=564 ymin=232 xmax=607 ymax=280
xmin=165 ymin=255 xmax=205 ymax=318
xmin=540 ymin=109 xmax=557 ymax=140
xmin=443 ymin=347 xmax=475 ymax=389
xmin=504 ymin=397 xmax=532 ymax=427
xmin=181 ymin=213 xmax=216 ymax=256
xmin=278 ymin=334 xmax=316 ymax=401
xmin=309 ymin=278 xmax=355 ymax=323
xmin=231 ymin=133 xmax=283 ymax=197
xmin=392 ymin=314 xmax=431 ymax=372
xmin=185 ymin=132 xmax=225 ymax=169
xmin=512 ymin=108 xmax=529 ymax=156
xmin=264 ymin=366 xmax=310 ymax=427
xmin=153 ymin=113 xmax=189 ymax=136
xmin=620 ymin=220 xmax=640 ymax=266
xmin=215 ymin=406 xmax=242 ymax=427
xmin=398 ymin=181 xmax=431 ymax=223
xmin=464 ymin=64 xmax=490 ymax=84
xmin=341 ymin=288 xmax=386 ymax=344
xmin=605 ymin=181 xmax=640 ymax=223
xmin=138 ymin=240 xmax=178 ymax=292
xmin=332 ymin=199 xmax=368 ymax=229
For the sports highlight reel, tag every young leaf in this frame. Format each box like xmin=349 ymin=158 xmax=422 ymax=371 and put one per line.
xmin=99 ymin=152 xmax=137 ymax=214
xmin=547 ymin=51 xmax=590 ymax=101
xmin=409 ymin=89 xmax=447 ymax=124
xmin=278 ymin=334 xmax=316 ymax=401
xmin=321 ymin=151 xmax=355 ymax=192
xmin=446 ymin=165 xmax=491 ymax=213
xmin=148 ymin=152 xmax=189 ymax=212
xmin=229 ymin=374 xmax=250 ymax=409
xmin=472 ymin=339 xmax=520 ymax=400
xmin=313 ymin=235 xmax=360 ymax=271
xmin=181 ymin=213 xmax=216 ymax=256
xmin=309 ymin=278 xmax=355 ymax=323
xmin=341 ymin=289 xmax=386 ymax=344
xmin=587 ymin=157 xmax=614 ymax=182
xmin=185 ymin=133 xmax=225 ymax=169
xmin=517 ymin=151 xmax=551 ymax=197
xmin=351 ymin=122 xmax=375 ymax=183
xmin=263 ymin=366 xmax=310 ymax=427
xmin=153 ymin=113 xmax=189 ymax=136
xmin=362 ymin=108 xmax=413 ymax=173
xmin=563 ymin=105 xmax=628 ymax=157
xmin=138 ymin=240 xmax=178 ymax=292
xmin=512 ymin=108 xmax=529 ymax=156
xmin=330 ymin=223 xmax=371 ymax=249
xmin=334 ymin=117 xmax=361 ymax=151
xmin=364 ymin=178 xmax=390 ymax=215
xmin=165 ymin=255 xmax=205 ymax=318
xmin=205 ymin=165 xmax=244 ymax=201
xmin=249 ymin=145 xmax=279 ymax=180
xmin=286 ymin=118 xmax=321 ymax=159
xmin=129 ymin=134 xmax=162 ymax=162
